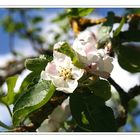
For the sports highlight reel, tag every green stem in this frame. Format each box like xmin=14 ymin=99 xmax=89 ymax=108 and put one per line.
xmin=0 ymin=120 xmax=12 ymax=130
xmin=5 ymin=104 xmax=12 ymax=118
xmin=1 ymin=101 xmax=12 ymax=118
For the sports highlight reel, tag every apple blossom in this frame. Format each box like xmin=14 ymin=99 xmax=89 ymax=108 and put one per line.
xmin=72 ymin=30 xmax=113 ymax=78
xmin=72 ymin=30 xmax=98 ymax=66
xmin=37 ymin=97 xmax=70 ymax=132
xmin=41 ymin=53 xmax=84 ymax=93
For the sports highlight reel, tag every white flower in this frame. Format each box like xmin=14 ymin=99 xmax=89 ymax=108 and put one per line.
xmin=41 ymin=53 xmax=84 ymax=93
xmin=49 ymin=97 xmax=70 ymax=123
xmin=73 ymin=30 xmax=98 ymax=66
xmin=72 ymin=30 xmax=114 ymax=79
xmin=37 ymin=97 xmax=70 ymax=132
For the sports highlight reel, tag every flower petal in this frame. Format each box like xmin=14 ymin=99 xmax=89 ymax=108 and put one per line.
xmin=103 ymin=56 xmax=114 ymax=73
xmin=71 ymin=65 xmax=84 ymax=80
xmin=45 ymin=61 xmax=58 ymax=76
xmin=67 ymin=79 xmax=78 ymax=92
xmin=73 ymin=30 xmax=97 ymax=57
xmin=56 ymin=79 xmax=78 ymax=93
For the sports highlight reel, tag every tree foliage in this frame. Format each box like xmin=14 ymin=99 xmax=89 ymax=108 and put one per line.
xmin=0 ymin=8 xmax=140 ymax=132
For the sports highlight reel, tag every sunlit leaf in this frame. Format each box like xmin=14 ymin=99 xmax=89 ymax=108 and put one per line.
xmin=52 ymin=13 xmax=67 ymax=23
xmin=25 ymin=55 xmax=52 ymax=74
xmin=67 ymin=8 xmax=94 ymax=17
xmin=55 ymin=42 xmax=83 ymax=68
xmin=13 ymin=80 xmax=55 ymax=126
xmin=113 ymin=17 xmax=126 ymax=37
xmin=15 ymin=72 xmax=39 ymax=100
xmin=1 ymin=76 xmax=18 ymax=105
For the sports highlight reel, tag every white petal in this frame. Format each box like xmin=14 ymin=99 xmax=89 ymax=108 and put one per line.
xmin=49 ymin=106 xmax=67 ymax=123
xmin=73 ymin=39 xmax=87 ymax=57
xmin=41 ymin=70 xmax=50 ymax=81
xmin=53 ymin=52 xmax=68 ymax=64
xmin=67 ymin=79 xmax=78 ymax=92
xmin=54 ymin=53 xmax=72 ymax=69
xmin=71 ymin=66 xmax=84 ymax=80
xmin=77 ymin=30 xmax=97 ymax=46
xmin=52 ymin=77 xmax=77 ymax=93
xmin=96 ymin=57 xmax=104 ymax=71
xmin=41 ymin=61 xmax=60 ymax=81
xmin=61 ymin=97 xmax=70 ymax=110
xmin=103 ymin=57 xmax=114 ymax=73
xmin=87 ymin=53 xmax=99 ymax=65
xmin=56 ymin=79 xmax=78 ymax=93
xmin=97 ymin=49 xmax=106 ymax=57
xmin=37 ymin=119 xmax=60 ymax=132
xmin=52 ymin=77 xmax=68 ymax=88
xmin=93 ymin=71 xmax=110 ymax=79
xmin=45 ymin=61 xmax=58 ymax=76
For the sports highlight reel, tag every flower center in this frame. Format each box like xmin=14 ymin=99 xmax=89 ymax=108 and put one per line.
xmin=59 ymin=67 xmax=73 ymax=80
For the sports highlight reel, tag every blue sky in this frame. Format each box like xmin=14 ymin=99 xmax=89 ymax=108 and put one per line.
xmin=0 ymin=8 xmax=63 ymax=54
xmin=0 ymin=8 xmax=126 ymax=55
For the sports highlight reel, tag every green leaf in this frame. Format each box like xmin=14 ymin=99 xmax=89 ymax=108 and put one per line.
xmin=18 ymin=72 xmax=37 ymax=93
xmin=70 ymin=93 xmax=117 ymax=132
xmin=15 ymin=22 xmax=25 ymax=31
xmin=51 ymin=13 xmax=67 ymax=23
xmin=128 ymin=99 xmax=138 ymax=113
xmin=90 ymin=105 xmax=117 ymax=132
xmin=89 ymin=79 xmax=111 ymax=101
xmin=13 ymin=80 xmax=55 ymax=126
xmin=126 ymin=8 xmax=140 ymax=14
xmin=1 ymin=76 xmax=18 ymax=105
xmin=15 ymin=72 xmax=39 ymax=100
xmin=1 ymin=16 xmax=15 ymax=33
xmin=97 ymin=12 xmax=115 ymax=46
xmin=117 ymin=45 xmax=140 ymax=73
xmin=119 ymin=30 xmax=140 ymax=42
xmin=113 ymin=17 xmax=126 ymax=37
xmin=25 ymin=55 xmax=52 ymax=74
xmin=0 ymin=88 xmax=4 ymax=98
xmin=56 ymin=42 xmax=83 ymax=68
xmin=31 ymin=16 xmax=43 ymax=24
xmin=67 ymin=8 xmax=94 ymax=17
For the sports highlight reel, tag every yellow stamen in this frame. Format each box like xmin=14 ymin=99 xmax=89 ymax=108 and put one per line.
xmin=59 ymin=67 xmax=74 ymax=80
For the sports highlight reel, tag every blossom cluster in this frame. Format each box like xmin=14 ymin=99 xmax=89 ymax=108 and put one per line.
xmin=41 ymin=30 xmax=114 ymax=94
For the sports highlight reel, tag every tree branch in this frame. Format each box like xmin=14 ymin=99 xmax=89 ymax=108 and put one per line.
xmin=70 ymin=14 xmax=140 ymax=35
xmin=127 ymin=85 xmax=140 ymax=100
xmin=107 ymin=77 xmax=129 ymax=104
xmin=107 ymin=77 xmax=140 ymax=128
xmin=107 ymin=77 xmax=129 ymax=128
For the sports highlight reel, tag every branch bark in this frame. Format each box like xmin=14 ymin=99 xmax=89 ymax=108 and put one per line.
xmin=70 ymin=14 xmax=140 ymax=35
xmin=107 ymin=77 xmax=140 ymax=128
